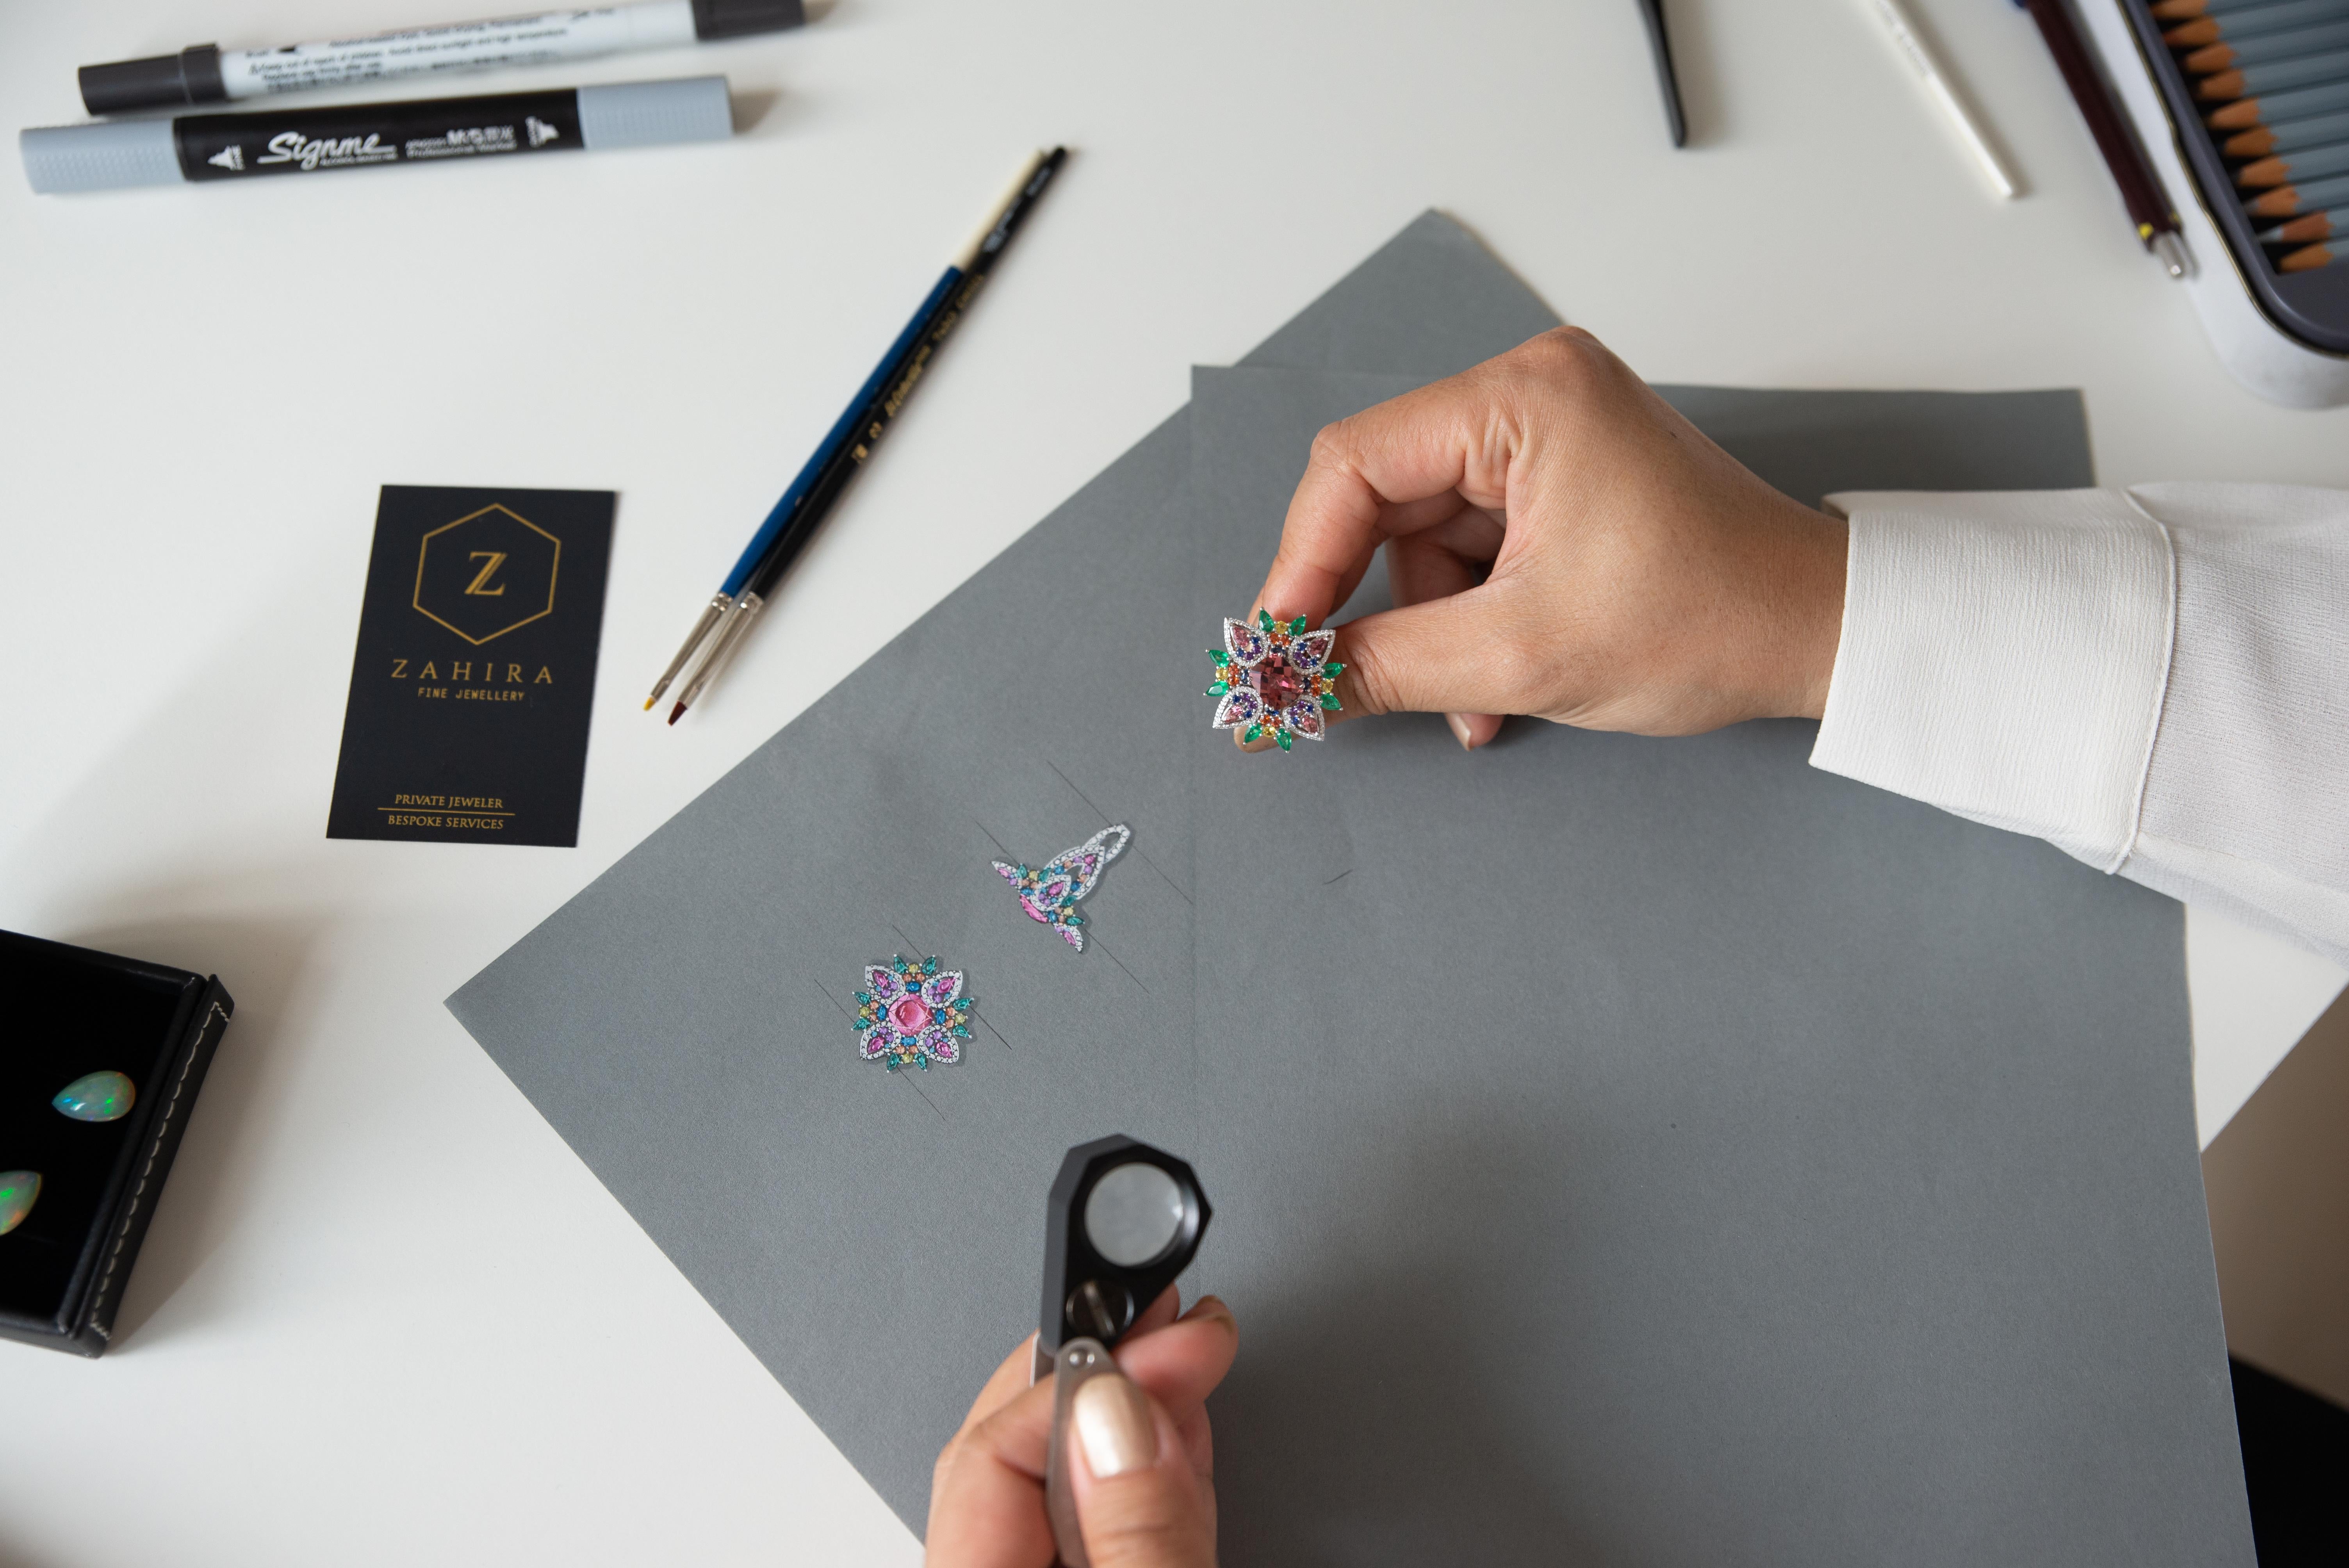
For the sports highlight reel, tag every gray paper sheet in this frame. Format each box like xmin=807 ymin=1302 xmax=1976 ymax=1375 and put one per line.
xmin=1184 ymin=365 xmax=2246 ymax=1565
xmin=449 ymin=415 xmax=1204 ymax=1524
xmin=448 ymin=212 xmax=2248 ymax=1561
xmin=447 ymin=213 xmax=1567 ymax=1528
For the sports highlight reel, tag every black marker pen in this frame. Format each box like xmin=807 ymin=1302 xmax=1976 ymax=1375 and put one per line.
xmin=22 ymin=76 xmax=731 ymax=194
xmin=79 ymin=2 xmax=814 ymax=115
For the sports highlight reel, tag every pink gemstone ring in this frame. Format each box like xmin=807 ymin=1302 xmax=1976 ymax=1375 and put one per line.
xmin=1205 ymin=611 xmax=1342 ymax=751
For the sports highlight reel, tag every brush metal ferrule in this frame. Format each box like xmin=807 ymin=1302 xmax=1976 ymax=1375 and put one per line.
xmin=649 ymin=592 xmax=734 ymax=707
xmin=672 ymin=590 xmax=766 ymax=716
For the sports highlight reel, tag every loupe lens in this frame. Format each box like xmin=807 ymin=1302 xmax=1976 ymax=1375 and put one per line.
xmin=1084 ymin=1162 xmax=1187 ymax=1267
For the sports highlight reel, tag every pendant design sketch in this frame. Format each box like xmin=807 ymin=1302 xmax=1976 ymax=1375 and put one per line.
xmin=1207 ymin=611 xmax=1341 ymax=750
xmin=856 ymin=957 xmax=975 ymax=1071
xmin=994 ymin=825 xmax=1131 ymax=952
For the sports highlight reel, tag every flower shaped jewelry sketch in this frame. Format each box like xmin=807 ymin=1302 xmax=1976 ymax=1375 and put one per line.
xmin=855 ymin=957 xmax=975 ymax=1071
xmin=1205 ymin=611 xmax=1342 ymax=750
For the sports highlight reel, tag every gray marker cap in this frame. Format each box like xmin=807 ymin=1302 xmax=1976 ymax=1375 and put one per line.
xmin=21 ymin=119 xmax=182 ymax=194
xmin=577 ymin=76 xmax=735 ymax=151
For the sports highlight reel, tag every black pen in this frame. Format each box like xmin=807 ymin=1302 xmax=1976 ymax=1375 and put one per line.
xmin=661 ymin=147 xmax=1068 ymax=723
xmin=1634 ymin=0 xmax=1688 ymax=147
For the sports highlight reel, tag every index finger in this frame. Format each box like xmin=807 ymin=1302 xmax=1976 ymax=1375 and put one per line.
xmin=1258 ymin=362 xmax=1529 ymax=625
xmin=954 ymin=1333 xmax=1046 ymax=1439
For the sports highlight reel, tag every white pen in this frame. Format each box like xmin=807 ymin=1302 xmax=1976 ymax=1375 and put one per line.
xmin=1860 ymin=0 xmax=2021 ymax=200
xmin=80 ymin=1 xmax=824 ymax=116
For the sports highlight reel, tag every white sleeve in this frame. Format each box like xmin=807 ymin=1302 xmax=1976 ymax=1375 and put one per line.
xmin=1809 ymin=483 xmax=2349 ymax=967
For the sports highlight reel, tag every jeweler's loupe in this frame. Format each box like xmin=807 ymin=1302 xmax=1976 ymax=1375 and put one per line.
xmin=1035 ymin=1134 xmax=1211 ymax=1372
xmin=1034 ymin=1135 xmax=1212 ymax=1568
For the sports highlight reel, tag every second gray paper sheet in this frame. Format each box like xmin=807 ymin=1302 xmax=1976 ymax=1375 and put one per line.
xmin=447 ymin=213 xmax=2250 ymax=1561
xmin=1184 ymin=365 xmax=2247 ymax=1564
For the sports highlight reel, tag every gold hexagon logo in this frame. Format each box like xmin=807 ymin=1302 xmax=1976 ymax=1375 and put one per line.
xmin=412 ymin=504 xmax=562 ymax=645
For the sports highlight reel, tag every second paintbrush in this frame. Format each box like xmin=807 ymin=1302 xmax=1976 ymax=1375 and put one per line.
xmin=651 ymin=147 xmax=1068 ymax=723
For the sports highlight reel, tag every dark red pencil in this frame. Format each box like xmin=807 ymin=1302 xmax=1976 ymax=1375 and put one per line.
xmin=2024 ymin=0 xmax=2190 ymax=276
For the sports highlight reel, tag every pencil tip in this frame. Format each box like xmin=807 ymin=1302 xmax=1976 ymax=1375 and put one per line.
xmin=2196 ymin=71 xmax=2247 ymax=105
xmin=667 ymin=703 xmax=686 ymax=726
xmin=643 ymin=697 xmax=656 ymax=711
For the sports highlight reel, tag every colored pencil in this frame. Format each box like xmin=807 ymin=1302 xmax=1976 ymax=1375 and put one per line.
xmin=2237 ymin=136 xmax=2349 ymax=185
xmin=2156 ymin=0 xmax=2333 ymax=18
xmin=2208 ymin=77 xmax=2349 ymax=127
xmin=2256 ymin=200 xmax=2349 ymax=240
xmin=661 ymin=149 xmax=1067 ymax=724
xmin=2280 ymin=236 xmax=2343 ymax=266
xmin=2184 ymin=17 xmax=2349 ymax=68
xmin=2165 ymin=0 xmax=2349 ymax=46
xmin=2222 ymin=105 xmax=2349 ymax=155
xmin=2243 ymin=167 xmax=2349 ymax=214
xmin=2194 ymin=47 xmax=2349 ymax=100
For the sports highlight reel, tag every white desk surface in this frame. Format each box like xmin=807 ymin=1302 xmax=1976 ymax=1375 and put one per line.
xmin=3 ymin=0 xmax=2343 ymax=1561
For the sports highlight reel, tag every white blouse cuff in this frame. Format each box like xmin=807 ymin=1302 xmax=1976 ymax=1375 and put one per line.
xmin=1809 ymin=490 xmax=2175 ymax=871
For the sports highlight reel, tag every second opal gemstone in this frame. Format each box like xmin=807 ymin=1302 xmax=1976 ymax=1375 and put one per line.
xmin=0 ymin=1171 xmax=41 ymax=1235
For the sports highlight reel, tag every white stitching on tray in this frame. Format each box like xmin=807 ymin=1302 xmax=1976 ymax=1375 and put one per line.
xmin=86 ymin=999 xmax=225 ymax=1340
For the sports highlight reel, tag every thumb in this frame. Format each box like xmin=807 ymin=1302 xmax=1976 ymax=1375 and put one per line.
xmin=1325 ymin=582 xmax=1532 ymax=727
xmin=1069 ymin=1370 xmax=1215 ymax=1568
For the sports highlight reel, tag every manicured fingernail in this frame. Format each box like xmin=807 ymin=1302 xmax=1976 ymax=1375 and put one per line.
xmin=1446 ymin=713 xmax=1473 ymax=749
xmin=1073 ymin=1372 xmax=1158 ymax=1479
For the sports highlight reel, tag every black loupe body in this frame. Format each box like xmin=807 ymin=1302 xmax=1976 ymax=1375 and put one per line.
xmin=1037 ymin=1135 xmax=1210 ymax=1367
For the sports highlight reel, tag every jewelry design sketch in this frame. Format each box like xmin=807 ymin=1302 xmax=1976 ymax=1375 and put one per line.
xmin=1206 ymin=611 xmax=1341 ymax=750
xmin=994 ymin=824 xmax=1131 ymax=952
xmin=855 ymin=957 xmax=975 ymax=1071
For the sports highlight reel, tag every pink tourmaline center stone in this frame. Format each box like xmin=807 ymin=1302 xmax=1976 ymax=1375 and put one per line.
xmin=1254 ymin=656 xmax=1306 ymax=712
xmin=890 ymin=995 xmax=933 ymax=1033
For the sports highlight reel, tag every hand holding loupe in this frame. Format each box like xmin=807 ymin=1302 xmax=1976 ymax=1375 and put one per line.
xmin=1035 ymin=1135 xmax=1213 ymax=1568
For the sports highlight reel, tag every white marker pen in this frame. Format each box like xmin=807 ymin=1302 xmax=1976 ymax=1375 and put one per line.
xmin=80 ymin=1 xmax=813 ymax=116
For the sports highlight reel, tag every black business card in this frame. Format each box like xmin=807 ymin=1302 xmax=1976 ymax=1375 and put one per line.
xmin=326 ymin=485 xmax=614 ymax=848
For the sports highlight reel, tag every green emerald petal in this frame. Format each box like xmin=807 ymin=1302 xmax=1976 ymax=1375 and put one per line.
xmin=1209 ymin=649 xmax=1230 ymax=665
xmin=1256 ymin=609 xmax=1274 ymax=631
xmin=1277 ymin=731 xmax=1294 ymax=750
xmin=1321 ymin=694 xmax=1340 ymax=709
xmin=1289 ymin=615 xmax=1307 ymax=633
xmin=1207 ymin=680 xmax=1229 ymax=695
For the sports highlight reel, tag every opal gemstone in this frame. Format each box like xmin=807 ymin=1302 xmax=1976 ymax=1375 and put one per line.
xmin=0 ymin=1171 xmax=39 ymax=1235
xmin=53 ymin=1069 xmax=136 ymax=1123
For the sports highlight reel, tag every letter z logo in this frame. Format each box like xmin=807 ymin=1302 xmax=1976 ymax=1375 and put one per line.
xmin=465 ymin=551 xmax=509 ymax=596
